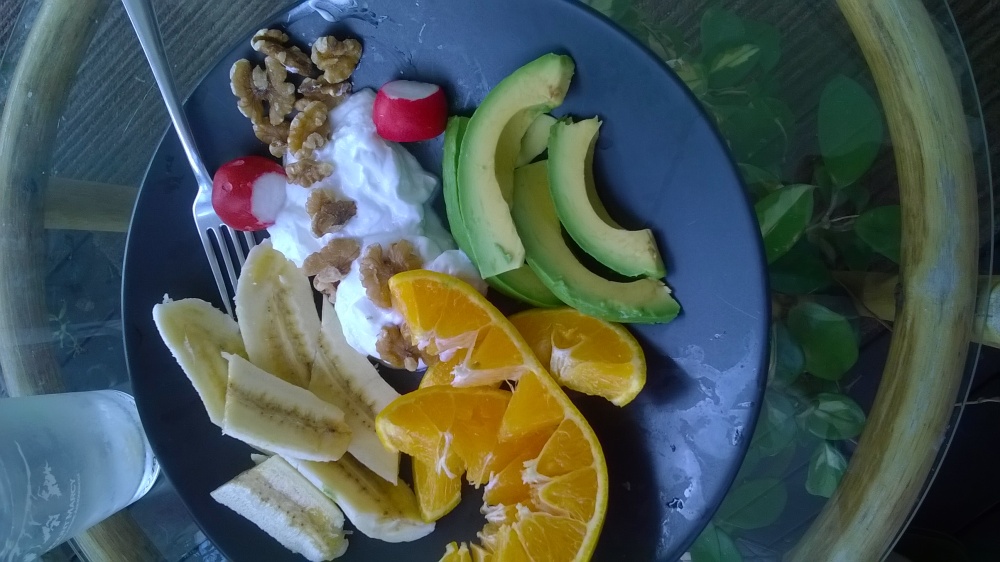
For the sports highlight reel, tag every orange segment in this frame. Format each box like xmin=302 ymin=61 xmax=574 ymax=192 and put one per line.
xmin=390 ymin=271 xmax=545 ymax=387
xmin=534 ymin=468 xmax=599 ymax=521
xmin=376 ymin=386 xmax=511 ymax=475
xmin=531 ymin=419 xmax=593 ymax=478
xmin=381 ymin=271 xmax=608 ymax=562
xmin=439 ymin=542 xmax=472 ymax=562
xmin=510 ymin=308 xmax=647 ymax=406
xmin=492 ymin=525 xmax=531 ymax=562
xmin=413 ymin=358 xmax=474 ymax=521
xmin=499 ymin=370 xmax=564 ymax=442
xmin=516 ymin=512 xmax=588 ymax=562
xmin=420 ymin=354 xmax=462 ymax=388
xmin=412 ymin=459 xmax=462 ymax=522
xmin=470 ymin=544 xmax=490 ymax=562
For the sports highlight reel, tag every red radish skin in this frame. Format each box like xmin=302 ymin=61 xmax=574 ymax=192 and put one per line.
xmin=373 ymin=80 xmax=448 ymax=142
xmin=212 ymin=156 xmax=287 ymax=231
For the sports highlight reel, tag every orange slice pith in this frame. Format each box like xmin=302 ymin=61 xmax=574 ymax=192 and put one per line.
xmin=383 ymin=270 xmax=608 ymax=562
xmin=509 ymin=308 xmax=647 ymax=406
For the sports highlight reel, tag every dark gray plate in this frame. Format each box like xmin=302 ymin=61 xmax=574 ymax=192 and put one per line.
xmin=123 ymin=1 xmax=769 ymax=560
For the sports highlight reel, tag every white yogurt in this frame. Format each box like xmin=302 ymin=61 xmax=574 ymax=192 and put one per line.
xmin=268 ymin=89 xmax=485 ymax=360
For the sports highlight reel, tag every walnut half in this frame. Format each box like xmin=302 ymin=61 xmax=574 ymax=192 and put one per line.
xmin=297 ymin=78 xmax=352 ymax=111
xmin=302 ymin=237 xmax=361 ymax=295
xmin=229 ymin=58 xmax=296 ymax=126
xmin=251 ymin=28 xmax=315 ymax=76
xmin=288 ymin=100 xmax=330 ymax=159
xmin=286 ymin=158 xmax=333 ymax=187
xmin=306 ymin=190 xmax=357 ymax=237
xmin=360 ymin=241 xmax=423 ymax=309
xmin=377 ymin=325 xmax=422 ymax=371
xmin=311 ymin=36 xmax=362 ymax=84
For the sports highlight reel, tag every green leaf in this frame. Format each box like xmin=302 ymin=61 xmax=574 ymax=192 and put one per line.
xmin=690 ymin=523 xmax=743 ymax=562
xmin=708 ymin=44 xmax=761 ymax=88
xmin=715 ymin=478 xmax=788 ymax=530
xmin=855 ymin=205 xmax=901 ymax=263
xmin=806 ymin=442 xmax=848 ymax=498
xmin=700 ymin=7 xmax=745 ymax=62
xmin=670 ymin=59 xmax=708 ymax=97
xmin=818 ymin=75 xmax=884 ymax=186
xmin=718 ymin=105 xmax=788 ymax=168
xmin=754 ymin=184 xmax=814 ymax=263
xmin=826 ymin=229 xmax=873 ymax=271
xmin=772 ymin=323 xmax=805 ymax=385
xmin=800 ymin=392 xmax=866 ymax=440
xmin=739 ymin=163 xmax=781 ymax=195
xmin=768 ymin=241 xmax=833 ymax=295
xmin=841 ymin=183 xmax=871 ymax=213
xmin=581 ymin=0 xmax=631 ymax=19
xmin=744 ymin=21 xmax=780 ymax=71
xmin=786 ymin=302 xmax=858 ymax=380
xmin=751 ymin=390 xmax=799 ymax=456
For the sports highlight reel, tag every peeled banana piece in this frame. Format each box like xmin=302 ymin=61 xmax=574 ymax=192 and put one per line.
xmin=211 ymin=455 xmax=349 ymax=561
xmin=223 ymin=353 xmax=351 ymax=462
xmin=152 ymin=296 xmax=245 ymax=426
xmin=235 ymin=240 xmax=320 ymax=388
xmin=310 ymin=299 xmax=400 ymax=483
xmin=286 ymin=454 xmax=434 ymax=543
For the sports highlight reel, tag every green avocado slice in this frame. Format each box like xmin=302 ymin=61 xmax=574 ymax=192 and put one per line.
xmin=512 ymin=161 xmax=680 ymax=324
xmin=458 ymin=54 xmax=575 ymax=278
xmin=442 ymin=117 xmax=561 ymax=308
xmin=548 ymin=118 xmax=666 ymax=278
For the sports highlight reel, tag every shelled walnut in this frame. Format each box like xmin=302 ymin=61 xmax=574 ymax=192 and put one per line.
xmin=251 ymin=28 xmax=314 ymax=76
xmin=285 ymin=158 xmax=333 ymax=187
xmin=297 ymin=78 xmax=352 ymax=111
xmin=288 ymin=100 xmax=330 ymax=158
xmin=376 ymin=325 xmax=422 ymax=371
xmin=306 ymin=190 xmax=356 ymax=237
xmin=311 ymin=36 xmax=362 ymax=84
xmin=302 ymin=237 xmax=361 ymax=294
xmin=359 ymin=241 xmax=422 ymax=309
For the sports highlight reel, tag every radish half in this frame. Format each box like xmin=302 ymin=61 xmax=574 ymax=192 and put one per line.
xmin=373 ymin=80 xmax=448 ymax=142
xmin=212 ymin=156 xmax=287 ymax=231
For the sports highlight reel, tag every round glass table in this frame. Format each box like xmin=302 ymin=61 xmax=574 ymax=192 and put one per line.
xmin=0 ymin=0 xmax=992 ymax=560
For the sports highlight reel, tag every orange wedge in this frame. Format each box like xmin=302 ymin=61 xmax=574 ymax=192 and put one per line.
xmin=411 ymin=360 xmax=466 ymax=522
xmin=510 ymin=308 xmax=646 ymax=406
xmin=389 ymin=271 xmax=545 ymax=387
xmin=382 ymin=271 xmax=608 ymax=561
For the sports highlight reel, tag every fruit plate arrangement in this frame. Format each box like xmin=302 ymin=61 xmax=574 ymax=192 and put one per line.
xmin=122 ymin=0 xmax=769 ymax=560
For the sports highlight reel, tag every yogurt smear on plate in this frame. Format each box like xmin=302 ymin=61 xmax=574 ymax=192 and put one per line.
xmin=268 ymin=89 xmax=485 ymax=361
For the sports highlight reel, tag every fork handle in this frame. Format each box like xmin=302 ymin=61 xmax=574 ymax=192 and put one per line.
xmin=121 ymin=0 xmax=213 ymax=191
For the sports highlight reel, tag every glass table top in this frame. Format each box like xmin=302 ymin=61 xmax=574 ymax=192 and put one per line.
xmin=0 ymin=0 xmax=992 ymax=560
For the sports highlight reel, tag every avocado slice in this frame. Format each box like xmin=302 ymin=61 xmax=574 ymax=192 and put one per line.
xmin=458 ymin=54 xmax=575 ymax=278
xmin=516 ymin=113 xmax=558 ymax=167
xmin=442 ymin=116 xmax=474 ymax=253
xmin=512 ymin=161 xmax=680 ymax=323
xmin=442 ymin=117 xmax=562 ymax=308
xmin=548 ymin=118 xmax=667 ymax=278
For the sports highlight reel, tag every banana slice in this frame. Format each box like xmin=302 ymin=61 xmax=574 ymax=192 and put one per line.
xmin=235 ymin=240 xmax=320 ymax=388
xmin=310 ymin=298 xmax=400 ymax=483
xmin=152 ymin=297 xmax=245 ymax=426
xmin=211 ymin=455 xmax=349 ymax=561
xmin=286 ymin=454 xmax=434 ymax=543
xmin=223 ymin=353 xmax=351 ymax=462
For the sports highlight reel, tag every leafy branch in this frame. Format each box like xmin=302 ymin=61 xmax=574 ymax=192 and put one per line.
xmin=583 ymin=2 xmax=898 ymax=560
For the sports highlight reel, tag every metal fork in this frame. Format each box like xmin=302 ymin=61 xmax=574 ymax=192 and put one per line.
xmin=122 ymin=0 xmax=256 ymax=318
